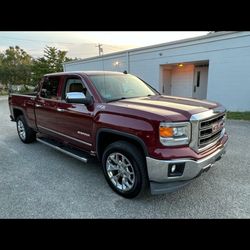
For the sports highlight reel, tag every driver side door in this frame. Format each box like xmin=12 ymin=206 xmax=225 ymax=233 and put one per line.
xmin=55 ymin=75 xmax=94 ymax=152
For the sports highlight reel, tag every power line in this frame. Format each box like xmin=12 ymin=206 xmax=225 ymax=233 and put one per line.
xmin=0 ymin=35 xmax=75 ymax=45
xmin=103 ymin=47 xmax=121 ymax=52
xmin=0 ymin=35 xmax=132 ymax=59
xmin=0 ymin=35 xmax=131 ymax=51
xmin=0 ymin=34 xmax=135 ymax=50
xmin=104 ymin=44 xmax=126 ymax=50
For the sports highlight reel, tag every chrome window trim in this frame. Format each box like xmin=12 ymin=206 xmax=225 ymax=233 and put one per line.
xmin=10 ymin=94 xmax=37 ymax=98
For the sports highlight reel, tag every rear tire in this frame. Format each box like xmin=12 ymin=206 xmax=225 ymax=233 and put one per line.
xmin=16 ymin=115 xmax=36 ymax=143
xmin=102 ymin=141 xmax=148 ymax=198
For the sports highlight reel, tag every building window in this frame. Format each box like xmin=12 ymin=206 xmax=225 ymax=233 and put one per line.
xmin=197 ymin=71 xmax=200 ymax=87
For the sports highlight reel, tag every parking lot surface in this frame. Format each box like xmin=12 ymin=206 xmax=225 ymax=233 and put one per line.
xmin=0 ymin=96 xmax=249 ymax=218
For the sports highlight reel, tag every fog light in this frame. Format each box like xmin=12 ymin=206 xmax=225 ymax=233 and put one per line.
xmin=171 ymin=165 xmax=176 ymax=173
xmin=168 ymin=163 xmax=185 ymax=177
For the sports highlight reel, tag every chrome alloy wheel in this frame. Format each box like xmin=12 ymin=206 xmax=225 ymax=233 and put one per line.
xmin=17 ymin=120 xmax=26 ymax=140
xmin=106 ymin=152 xmax=135 ymax=191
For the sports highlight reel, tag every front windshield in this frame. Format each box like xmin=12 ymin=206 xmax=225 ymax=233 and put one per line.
xmin=89 ymin=74 xmax=157 ymax=102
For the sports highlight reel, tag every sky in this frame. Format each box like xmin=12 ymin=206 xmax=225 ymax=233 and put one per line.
xmin=0 ymin=32 xmax=209 ymax=59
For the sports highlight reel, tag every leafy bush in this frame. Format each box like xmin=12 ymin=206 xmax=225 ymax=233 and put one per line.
xmin=0 ymin=90 xmax=8 ymax=96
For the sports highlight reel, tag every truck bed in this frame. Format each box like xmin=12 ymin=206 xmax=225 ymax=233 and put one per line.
xmin=9 ymin=93 xmax=37 ymax=129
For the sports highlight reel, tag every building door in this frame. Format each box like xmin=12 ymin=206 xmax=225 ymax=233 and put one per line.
xmin=171 ymin=64 xmax=194 ymax=97
xmin=162 ymin=69 xmax=172 ymax=95
xmin=193 ymin=65 xmax=208 ymax=99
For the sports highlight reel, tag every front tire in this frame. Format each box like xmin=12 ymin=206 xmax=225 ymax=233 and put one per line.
xmin=102 ymin=141 xmax=148 ymax=198
xmin=16 ymin=115 xmax=36 ymax=143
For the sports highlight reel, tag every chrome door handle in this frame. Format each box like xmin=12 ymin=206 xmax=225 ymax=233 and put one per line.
xmin=35 ymin=104 xmax=42 ymax=108
xmin=57 ymin=108 xmax=65 ymax=112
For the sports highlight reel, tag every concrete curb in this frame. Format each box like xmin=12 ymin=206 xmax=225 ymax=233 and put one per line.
xmin=0 ymin=96 xmax=8 ymax=101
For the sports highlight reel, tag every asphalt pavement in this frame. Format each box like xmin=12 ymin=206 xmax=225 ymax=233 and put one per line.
xmin=0 ymin=96 xmax=249 ymax=218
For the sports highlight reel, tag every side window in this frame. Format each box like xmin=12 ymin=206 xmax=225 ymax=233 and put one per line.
xmin=63 ymin=77 xmax=90 ymax=99
xmin=41 ymin=76 xmax=60 ymax=99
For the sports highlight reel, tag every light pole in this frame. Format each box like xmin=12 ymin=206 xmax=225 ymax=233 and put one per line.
xmin=96 ymin=44 xmax=103 ymax=56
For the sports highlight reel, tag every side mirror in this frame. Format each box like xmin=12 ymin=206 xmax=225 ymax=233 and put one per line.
xmin=66 ymin=92 xmax=92 ymax=105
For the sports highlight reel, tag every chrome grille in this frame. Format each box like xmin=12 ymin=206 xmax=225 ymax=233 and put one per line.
xmin=198 ymin=113 xmax=225 ymax=150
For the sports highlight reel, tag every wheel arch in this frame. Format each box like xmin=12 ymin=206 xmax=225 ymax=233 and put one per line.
xmin=13 ymin=108 xmax=24 ymax=121
xmin=96 ymin=128 xmax=148 ymax=161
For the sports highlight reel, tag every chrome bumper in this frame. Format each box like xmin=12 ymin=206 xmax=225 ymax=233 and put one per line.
xmin=146 ymin=141 xmax=227 ymax=194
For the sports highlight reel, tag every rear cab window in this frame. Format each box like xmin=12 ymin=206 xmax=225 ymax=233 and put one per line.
xmin=40 ymin=76 xmax=60 ymax=100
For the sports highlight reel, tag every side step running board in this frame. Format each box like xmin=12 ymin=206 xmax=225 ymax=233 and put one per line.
xmin=37 ymin=137 xmax=88 ymax=163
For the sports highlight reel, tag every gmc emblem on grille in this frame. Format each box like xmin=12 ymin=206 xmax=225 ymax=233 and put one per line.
xmin=212 ymin=121 xmax=223 ymax=133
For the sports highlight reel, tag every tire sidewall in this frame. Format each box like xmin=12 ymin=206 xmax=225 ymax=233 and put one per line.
xmin=102 ymin=142 xmax=145 ymax=198
xmin=16 ymin=116 xmax=27 ymax=142
xmin=16 ymin=115 xmax=36 ymax=143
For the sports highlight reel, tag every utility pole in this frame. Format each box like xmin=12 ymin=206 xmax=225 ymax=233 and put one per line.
xmin=96 ymin=44 xmax=103 ymax=56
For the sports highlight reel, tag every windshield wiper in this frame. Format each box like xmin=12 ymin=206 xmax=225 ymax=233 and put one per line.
xmin=107 ymin=94 xmax=156 ymax=103
xmin=107 ymin=97 xmax=128 ymax=103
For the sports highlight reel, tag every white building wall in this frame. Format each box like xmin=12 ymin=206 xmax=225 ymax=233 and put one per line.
xmin=64 ymin=32 xmax=250 ymax=111
xmin=207 ymin=48 xmax=250 ymax=111
xmin=64 ymin=54 xmax=128 ymax=72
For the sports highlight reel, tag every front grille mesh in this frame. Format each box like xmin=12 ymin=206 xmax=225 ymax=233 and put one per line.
xmin=198 ymin=113 xmax=225 ymax=150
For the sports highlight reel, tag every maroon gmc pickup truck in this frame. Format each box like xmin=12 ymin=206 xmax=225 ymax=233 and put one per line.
xmin=9 ymin=71 xmax=228 ymax=198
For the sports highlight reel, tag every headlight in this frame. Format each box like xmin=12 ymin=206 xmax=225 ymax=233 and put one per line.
xmin=159 ymin=122 xmax=191 ymax=146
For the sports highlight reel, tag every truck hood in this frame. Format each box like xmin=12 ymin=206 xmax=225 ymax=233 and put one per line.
xmin=107 ymin=95 xmax=220 ymax=121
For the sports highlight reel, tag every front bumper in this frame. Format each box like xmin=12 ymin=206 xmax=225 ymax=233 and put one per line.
xmin=146 ymin=140 xmax=228 ymax=194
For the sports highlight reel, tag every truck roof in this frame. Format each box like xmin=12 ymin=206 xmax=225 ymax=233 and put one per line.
xmin=44 ymin=71 xmax=125 ymax=77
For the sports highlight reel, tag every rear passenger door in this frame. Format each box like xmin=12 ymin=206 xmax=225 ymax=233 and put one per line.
xmin=55 ymin=75 xmax=94 ymax=152
xmin=35 ymin=76 xmax=62 ymax=135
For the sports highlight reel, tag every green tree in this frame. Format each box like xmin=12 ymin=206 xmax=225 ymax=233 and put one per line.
xmin=0 ymin=46 xmax=33 ymax=88
xmin=32 ymin=46 xmax=74 ymax=85
xmin=0 ymin=45 xmax=75 ymax=89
